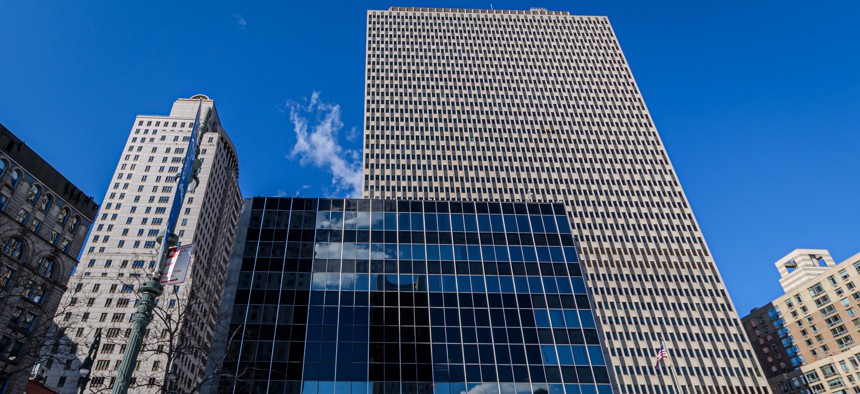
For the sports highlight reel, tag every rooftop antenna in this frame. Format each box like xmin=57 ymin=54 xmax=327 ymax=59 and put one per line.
xmin=490 ymin=2 xmax=494 ymax=10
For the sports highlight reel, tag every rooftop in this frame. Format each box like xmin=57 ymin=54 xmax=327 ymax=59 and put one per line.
xmin=384 ymin=7 xmax=572 ymax=16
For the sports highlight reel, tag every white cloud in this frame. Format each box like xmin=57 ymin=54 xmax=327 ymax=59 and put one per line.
xmin=312 ymin=272 xmax=352 ymax=290
xmin=275 ymin=185 xmax=311 ymax=198
xmin=295 ymin=184 xmax=311 ymax=196
xmin=461 ymin=383 xmax=534 ymax=394
xmin=286 ymin=91 xmax=362 ymax=197
xmin=233 ymin=13 xmax=247 ymax=30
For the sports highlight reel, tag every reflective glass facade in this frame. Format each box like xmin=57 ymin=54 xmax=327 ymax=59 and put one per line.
xmin=221 ymin=197 xmax=613 ymax=394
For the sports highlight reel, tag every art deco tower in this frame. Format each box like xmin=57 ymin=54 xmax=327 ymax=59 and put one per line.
xmin=362 ymin=7 xmax=770 ymax=393
xmin=42 ymin=95 xmax=243 ymax=393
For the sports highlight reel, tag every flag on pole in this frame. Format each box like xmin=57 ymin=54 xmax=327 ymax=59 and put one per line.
xmin=655 ymin=343 xmax=669 ymax=367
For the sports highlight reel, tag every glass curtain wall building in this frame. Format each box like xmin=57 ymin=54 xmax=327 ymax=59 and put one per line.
xmin=220 ymin=197 xmax=613 ymax=394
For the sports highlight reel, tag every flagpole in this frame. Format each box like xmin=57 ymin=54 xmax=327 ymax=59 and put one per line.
xmin=661 ymin=335 xmax=681 ymax=393
xmin=667 ymin=357 xmax=681 ymax=392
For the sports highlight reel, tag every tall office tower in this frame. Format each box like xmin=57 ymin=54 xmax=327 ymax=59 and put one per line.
xmin=362 ymin=7 xmax=770 ymax=392
xmin=743 ymin=249 xmax=860 ymax=394
xmin=41 ymin=95 xmax=243 ymax=393
xmin=0 ymin=125 xmax=97 ymax=394
xmin=220 ymin=197 xmax=612 ymax=393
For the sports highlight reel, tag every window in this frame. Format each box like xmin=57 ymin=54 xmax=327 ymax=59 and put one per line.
xmin=37 ymin=193 xmax=53 ymax=211
xmin=808 ymin=283 xmax=825 ymax=297
xmin=21 ymin=280 xmax=45 ymax=303
xmin=830 ymin=325 xmax=847 ymax=336
xmin=0 ymin=265 xmax=14 ymax=288
xmin=824 ymin=314 xmax=841 ymax=326
xmin=26 ymin=184 xmax=41 ymax=202
xmin=2 ymin=237 xmax=25 ymax=260
xmin=36 ymin=257 xmax=54 ymax=278
xmin=58 ymin=208 xmax=70 ymax=224
xmin=15 ymin=208 xmax=29 ymax=224
xmin=9 ymin=306 xmax=36 ymax=331
xmin=67 ymin=216 xmax=80 ymax=232
xmin=820 ymin=304 xmax=837 ymax=317
xmin=60 ymin=238 xmax=71 ymax=253
xmin=101 ymin=343 xmax=115 ymax=354
xmin=28 ymin=218 xmax=42 ymax=232
xmin=8 ymin=169 xmax=22 ymax=188
xmin=827 ymin=377 xmax=845 ymax=389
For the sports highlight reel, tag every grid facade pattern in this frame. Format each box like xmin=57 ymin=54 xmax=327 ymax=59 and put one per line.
xmin=43 ymin=96 xmax=243 ymax=393
xmin=361 ymin=7 xmax=769 ymax=393
xmin=222 ymin=197 xmax=612 ymax=394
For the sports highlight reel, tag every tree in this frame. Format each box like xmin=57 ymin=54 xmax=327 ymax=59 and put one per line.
xmin=75 ymin=260 xmax=247 ymax=393
xmin=0 ymin=252 xmax=97 ymax=394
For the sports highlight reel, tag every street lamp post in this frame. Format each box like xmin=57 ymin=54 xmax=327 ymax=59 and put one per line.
xmin=78 ymin=329 xmax=101 ymax=394
xmin=111 ymin=101 xmax=205 ymax=394
xmin=77 ymin=360 xmax=90 ymax=394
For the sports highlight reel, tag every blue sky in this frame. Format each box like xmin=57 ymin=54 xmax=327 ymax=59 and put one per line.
xmin=1 ymin=1 xmax=858 ymax=314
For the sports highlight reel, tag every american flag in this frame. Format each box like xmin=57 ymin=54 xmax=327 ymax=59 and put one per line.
xmin=655 ymin=343 xmax=669 ymax=367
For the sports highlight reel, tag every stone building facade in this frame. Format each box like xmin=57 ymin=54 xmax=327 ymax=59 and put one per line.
xmin=0 ymin=124 xmax=97 ymax=394
xmin=40 ymin=95 xmax=243 ymax=393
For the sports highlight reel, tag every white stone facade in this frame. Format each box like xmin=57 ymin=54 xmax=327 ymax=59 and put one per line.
xmin=41 ymin=96 xmax=242 ymax=393
xmin=775 ymin=249 xmax=837 ymax=294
